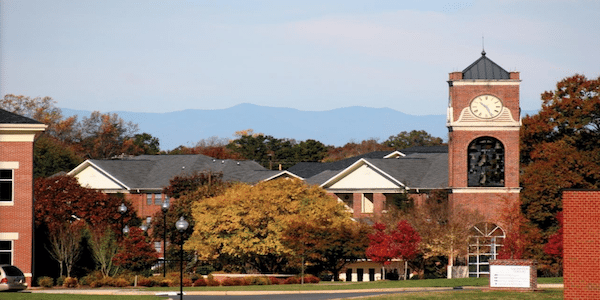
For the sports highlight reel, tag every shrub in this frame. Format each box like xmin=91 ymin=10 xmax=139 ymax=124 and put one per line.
xmin=206 ymin=274 xmax=220 ymax=286
xmin=160 ymin=279 xmax=174 ymax=287
xmin=109 ymin=278 xmax=130 ymax=287
xmin=268 ymin=276 xmax=280 ymax=285
xmin=37 ymin=276 xmax=54 ymax=288
xmin=63 ymin=277 xmax=78 ymax=288
xmin=246 ymin=276 xmax=270 ymax=285
xmin=194 ymin=277 xmax=207 ymax=286
xmin=304 ymin=275 xmax=320 ymax=284
xmin=89 ymin=278 xmax=107 ymax=288
xmin=56 ymin=276 xmax=66 ymax=287
xmin=283 ymin=277 xmax=300 ymax=284
xmin=137 ymin=277 xmax=155 ymax=287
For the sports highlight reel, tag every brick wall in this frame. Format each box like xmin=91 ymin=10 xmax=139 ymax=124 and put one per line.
xmin=448 ymin=78 xmax=520 ymax=123
xmin=449 ymin=192 xmax=518 ymax=228
xmin=0 ymin=141 xmax=34 ymax=286
xmin=448 ymin=130 xmax=520 ymax=189
xmin=563 ymin=190 xmax=600 ymax=299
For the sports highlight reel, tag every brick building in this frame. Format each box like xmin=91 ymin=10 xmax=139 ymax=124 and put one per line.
xmin=0 ymin=109 xmax=46 ymax=286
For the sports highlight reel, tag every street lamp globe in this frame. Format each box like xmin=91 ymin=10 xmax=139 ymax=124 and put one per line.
xmin=175 ymin=216 xmax=189 ymax=233
xmin=122 ymin=225 xmax=129 ymax=235
xmin=161 ymin=201 xmax=169 ymax=213
xmin=118 ymin=203 xmax=128 ymax=215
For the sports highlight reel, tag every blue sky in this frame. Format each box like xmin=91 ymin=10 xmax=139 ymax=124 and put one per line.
xmin=1 ymin=0 xmax=599 ymax=115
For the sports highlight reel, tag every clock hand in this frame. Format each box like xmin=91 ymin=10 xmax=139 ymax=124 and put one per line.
xmin=479 ymin=101 xmax=493 ymax=116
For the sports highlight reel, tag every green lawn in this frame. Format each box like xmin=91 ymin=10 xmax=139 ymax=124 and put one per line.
xmin=361 ymin=289 xmax=563 ymax=300
xmin=0 ymin=277 xmax=563 ymax=300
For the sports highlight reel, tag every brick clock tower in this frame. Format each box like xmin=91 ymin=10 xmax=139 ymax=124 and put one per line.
xmin=447 ymin=51 xmax=521 ymax=277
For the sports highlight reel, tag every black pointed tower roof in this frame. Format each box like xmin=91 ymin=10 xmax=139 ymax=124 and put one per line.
xmin=462 ymin=50 xmax=510 ymax=80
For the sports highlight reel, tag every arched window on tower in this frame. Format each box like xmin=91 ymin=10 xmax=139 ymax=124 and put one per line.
xmin=467 ymin=137 xmax=505 ymax=187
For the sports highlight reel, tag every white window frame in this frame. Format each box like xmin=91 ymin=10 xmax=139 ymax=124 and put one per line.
xmin=362 ymin=193 xmax=374 ymax=213
xmin=468 ymin=222 xmax=505 ymax=278
xmin=154 ymin=193 xmax=162 ymax=205
xmin=0 ymin=240 xmax=14 ymax=265
xmin=0 ymin=162 xmax=18 ymax=206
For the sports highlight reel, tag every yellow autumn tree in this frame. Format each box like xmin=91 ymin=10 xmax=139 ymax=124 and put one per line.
xmin=186 ymin=178 xmax=355 ymax=273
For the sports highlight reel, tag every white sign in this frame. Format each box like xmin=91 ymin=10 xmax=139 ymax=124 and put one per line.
xmin=489 ymin=265 xmax=531 ymax=288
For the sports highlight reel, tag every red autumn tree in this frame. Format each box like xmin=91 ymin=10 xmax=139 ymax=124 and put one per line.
xmin=35 ymin=175 xmax=136 ymax=233
xmin=366 ymin=221 xmax=421 ymax=264
xmin=497 ymin=198 xmax=541 ymax=259
xmin=113 ymin=227 xmax=159 ymax=274
xmin=520 ymin=74 xmax=600 ymax=233
xmin=544 ymin=212 xmax=563 ymax=258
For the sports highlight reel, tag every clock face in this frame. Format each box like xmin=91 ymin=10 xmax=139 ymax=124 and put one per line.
xmin=470 ymin=95 xmax=503 ymax=119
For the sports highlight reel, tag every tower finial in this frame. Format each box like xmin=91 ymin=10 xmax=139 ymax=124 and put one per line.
xmin=482 ymin=35 xmax=486 ymax=56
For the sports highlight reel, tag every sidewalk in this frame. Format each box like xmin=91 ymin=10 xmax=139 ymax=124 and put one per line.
xmin=26 ymin=284 xmax=562 ymax=296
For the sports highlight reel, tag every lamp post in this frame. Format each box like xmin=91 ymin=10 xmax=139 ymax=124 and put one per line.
xmin=175 ymin=216 xmax=189 ymax=300
xmin=161 ymin=201 xmax=169 ymax=277
xmin=118 ymin=203 xmax=128 ymax=237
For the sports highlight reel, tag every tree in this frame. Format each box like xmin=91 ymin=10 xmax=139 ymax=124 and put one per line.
xmin=187 ymin=178 xmax=354 ymax=273
xmin=520 ymin=74 xmax=600 ymax=233
xmin=323 ymin=138 xmax=392 ymax=162
xmin=544 ymin=212 xmax=563 ymax=259
xmin=133 ymin=133 xmax=160 ymax=155
xmin=33 ymin=135 xmax=83 ymax=178
xmin=152 ymin=171 xmax=229 ymax=246
xmin=78 ymin=111 xmax=141 ymax=159
xmin=383 ymin=130 xmax=445 ymax=149
xmin=497 ymin=197 xmax=541 ymax=260
xmin=292 ymin=139 xmax=328 ymax=162
xmin=226 ymin=129 xmax=328 ymax=169
xmin=281 ymin=207 xmax=370 ymax=280
xmin=46 ymin=221 xmax=85 ymax=278
xmin=86 ymin=227 xmax=120 ymax=277
xmin=35 ymin=175 xmax=139 ymax=277
xmin=366 ymin=221 xmax=421 ymax=264
xmin=113 ymin=227 xmax=159 ymax=274
xmin=35 ymin=175 xmax=137 ymax=232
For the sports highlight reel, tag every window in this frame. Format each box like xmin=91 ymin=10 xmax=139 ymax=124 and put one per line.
xmin=154 ymin=193 xmax=162 ymax=205
xmin=164 ymin=196 xmax=170 ymax=206
xmin=146 ymin=194 xmax=153 ymax=205
xmin=0 ymin=240 xmax=12 ymax=264
xmin=362 ymin=194 xmax=374 ymax=213
xmin=468 ymin=137 xmax=505 ymax=187
xmin=468 ymin=222 xmax=505 ymax=278
xmin=0 ymin=170 xmax=13 ymax=202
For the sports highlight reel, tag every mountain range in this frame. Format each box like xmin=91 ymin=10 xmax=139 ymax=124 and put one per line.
xmin=62 ymin=104 xmax=532 ymax=151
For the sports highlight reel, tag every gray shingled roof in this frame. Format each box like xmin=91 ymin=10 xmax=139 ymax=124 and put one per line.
xmin=87 ymin=155 xmax=271 ymax=190
xmin=288 ymin=151 xmax=403 ymax=178
xmin=462 ymin=51 xmax=510 ymax=80
xmin=287 ymin=147 xmax=447 ymax=179
xmin=0 ymin=109 xmax=44 ymax=124
xmin=298 ymin=147 xmax=448 ymax=190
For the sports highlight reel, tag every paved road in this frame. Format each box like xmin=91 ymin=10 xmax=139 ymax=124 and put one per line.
xmin=162 ymin=288 xmax=460 ymax=300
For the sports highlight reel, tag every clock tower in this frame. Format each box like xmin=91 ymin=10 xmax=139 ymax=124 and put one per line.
xmin=447 ymin=52 xmax=521 ymax=275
